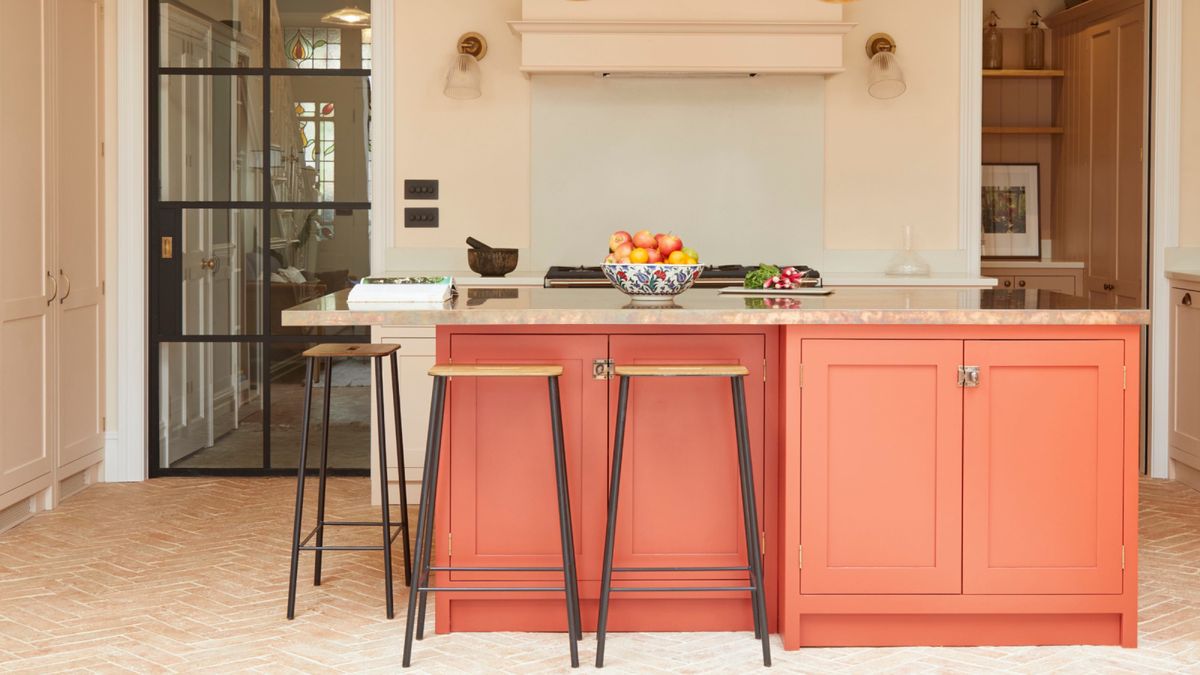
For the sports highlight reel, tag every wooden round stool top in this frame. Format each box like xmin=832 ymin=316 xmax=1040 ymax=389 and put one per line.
xmin=428 ymin=364 xmax=564 ymax=378
xmin=302 ymin=343 xmax=400 ymax=359
xmin=613 ymin=364 xmax=750 ymax=378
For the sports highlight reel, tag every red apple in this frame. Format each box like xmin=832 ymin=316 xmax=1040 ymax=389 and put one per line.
xmin=632 ymin=230 xmax=657 ymax=250
xmin=614 ymin=242 xmax=634 ymax=260
xmin=645 ymin=248 xmax=664 ymax=263
xmin=604 ymin=253 xmax=618 ymax=264
xmin=609 ymin=231 xmax=632 ymax=252
xmin=657 ymin=233 xmax=684 ymax=258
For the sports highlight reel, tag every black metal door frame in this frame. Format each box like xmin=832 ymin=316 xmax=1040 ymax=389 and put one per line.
xmin=148 ymin=0 xmax=370 ymax=476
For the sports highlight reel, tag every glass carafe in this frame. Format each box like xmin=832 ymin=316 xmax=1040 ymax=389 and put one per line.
xmin=1024 ymin=11 xmax=1047 ymax=70
xmin=984 ymin=11 xmax=1004 ymax=70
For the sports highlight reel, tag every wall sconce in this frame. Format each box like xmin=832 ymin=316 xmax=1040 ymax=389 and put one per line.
xmin=866 ymin=33 xmax=906 ymax=100
xmin=444 ymin=32 xmax=488 ymax=100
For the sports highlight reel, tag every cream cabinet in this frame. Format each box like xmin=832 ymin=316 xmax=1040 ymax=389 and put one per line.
xmin=982 ymin=265 xmax=1084 ymax=296
xmin=372 ymin=327 xmax=437 ymax=504
xmin=1170 ymin=282 xmax=1200 ymax=491
xmin=0 ymin=0 xmax=105 ymax=532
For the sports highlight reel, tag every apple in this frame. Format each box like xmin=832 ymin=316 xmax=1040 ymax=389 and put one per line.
xmin=632 ymin=230 xmax=657 ymax=249
xmin=605 ymin=253 xmax=618 ymax=264
xmin=614 ymin=242 xmax=634 ymax=260
xmin=681 ymin=247 xmax=699 ymax=262
xmin=657 ymin=233 xmax=684 ymax=258
xmin=645 ymin=248 xmax=664 ymax=263
xmin=609 ymin=231 xmax=632 ymax=252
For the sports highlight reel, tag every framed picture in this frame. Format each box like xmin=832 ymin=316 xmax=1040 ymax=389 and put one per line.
xmin=982 ymin=164 xmax=1041 ymax=259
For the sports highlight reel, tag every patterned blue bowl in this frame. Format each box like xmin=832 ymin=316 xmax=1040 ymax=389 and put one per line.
xmin=602 ymin=263 xmax=704 ymax=303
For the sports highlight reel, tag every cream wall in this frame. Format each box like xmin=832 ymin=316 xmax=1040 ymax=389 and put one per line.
xmin=1182 ymin=0 xmax=1200 ymax=246
xmin=392 ymin=0 xmax=530 ymax=254
xmin=824 ymin=0 xmax=963 ymax=252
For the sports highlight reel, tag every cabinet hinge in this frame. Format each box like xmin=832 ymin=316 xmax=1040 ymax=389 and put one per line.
xmin=957 ymin=365 xmax=981 ymax=388
xmin=100 ymin=141 xmax=105 ymax=157
xmin=101 ymin=280 xmax=106 ymax=295
xmin=797 ymin=545 xmax=803 ymax=569
xmin=1121 ymin=545 xmax=1125 ymax=570
xmin=1123 ymin=366 xmax=1127 ymax=390
xmin=798 ymin=364 xmax=804 ymax=388
xmin=448 ymin=532 xmax=453 ymax=557
xmin=101 ymin=416 xmax=106 ymax=432
xmin=763 ymin=359 xmax=767 ymax=383
xmin=760 ymin=531 xmax=766 ymax=556
xmin=593 ymin=358 xmax=614 ymax=381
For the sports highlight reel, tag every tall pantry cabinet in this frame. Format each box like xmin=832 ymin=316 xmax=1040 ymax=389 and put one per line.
xmin=0 ymin=0 xmax=105 ymax=531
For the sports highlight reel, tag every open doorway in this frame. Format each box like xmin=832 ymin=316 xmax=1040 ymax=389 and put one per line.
xmin=978 ymin=0 xmax=1152 ymax=471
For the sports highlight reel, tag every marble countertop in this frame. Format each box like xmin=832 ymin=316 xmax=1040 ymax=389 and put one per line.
xmin=282 ymin=287 xmax=1149 ymax=327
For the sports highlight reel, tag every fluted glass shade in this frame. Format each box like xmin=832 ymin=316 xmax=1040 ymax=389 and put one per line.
xmin=444 ymin=53 xmax=482 ymax=100
xmin=867 ymin=50 xmax=907 ymax=100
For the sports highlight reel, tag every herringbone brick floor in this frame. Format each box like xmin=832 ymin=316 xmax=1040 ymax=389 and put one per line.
xmin=1 ymin=477 xmax=1198 ymax=673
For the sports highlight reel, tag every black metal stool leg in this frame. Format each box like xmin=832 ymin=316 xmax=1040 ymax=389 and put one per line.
xmin=596 ymin=375 xmax=631 ymax=668
xmin=547 ymin=376 xmax=581 ymax=667
xmin=390 ymin=352 xmax=413 ymax=586
xmin=403 ymin=375 xmax=447 ymax=668
xmin=314 ymin=357 xmax=334 ymax=586
xmin=729 ymin=376 xmax=762 ymax=641
xmin=732 ymin=376 xmax=771 ymax=667
xmin=374 ymin=357 xmax=396 ymax=619
xmin=547 ymin=375 xmax=583 ymax=640
xmin=287 ymin=357 xmax=316 ymax=620
xmin=415 ymin=381 xmax=448 ymax=638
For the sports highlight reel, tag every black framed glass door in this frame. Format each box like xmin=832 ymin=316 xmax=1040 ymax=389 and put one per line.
xmin=149 ymin=0 xmax=373 ymax=475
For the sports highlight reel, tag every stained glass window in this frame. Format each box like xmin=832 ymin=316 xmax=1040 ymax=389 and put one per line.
xmin=285 ymin=28 xmax=342 ymax=69
xmin=294 ymin=101 xmax=336 ymax=202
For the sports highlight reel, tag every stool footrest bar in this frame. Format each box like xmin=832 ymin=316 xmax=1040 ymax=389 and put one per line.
xmin=417 ymin=587 xmax=567 ymax=593
xmin=610 ymin=586 xmax=756 ymax=593
xmin=300 ymin=545 xmax=390 ymax=552
xmin=428 ymin=566 xmax=564 ymax=573
xmin=612 ymin=566 xmax=751 ymax=573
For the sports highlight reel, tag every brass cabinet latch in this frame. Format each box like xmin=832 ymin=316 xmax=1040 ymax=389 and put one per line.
xmin=957 ymin=366 xmax=981 ymax=388
xmin=593 ymin=358 xmax=614 ymax=381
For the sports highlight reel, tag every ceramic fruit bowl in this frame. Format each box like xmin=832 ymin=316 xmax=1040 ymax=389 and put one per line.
xmin=602 ymin=263 xmax=704 ymax=304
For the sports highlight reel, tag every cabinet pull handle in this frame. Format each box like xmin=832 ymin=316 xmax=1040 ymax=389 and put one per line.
xmin=1003 ymin=280 xmax=1012 ymax=288
xmin=1103 ymin=283 xmax=1116 ymax=291
xmin=1185 ymin=293 xmax=1193 ymax=307
xmin=1018 ymin=280 xmax=1027 ymax=288
xmin=46 ymin=271 xmax=58 ymax=306
xmin=60 ymin=270 xmax=72 ymax=304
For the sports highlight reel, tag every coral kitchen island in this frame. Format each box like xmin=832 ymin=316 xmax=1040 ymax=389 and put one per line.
xmin=283 ymin=287 xmax=1149 ymax=650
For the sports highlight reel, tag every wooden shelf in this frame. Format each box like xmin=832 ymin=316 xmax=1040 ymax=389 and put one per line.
xmin=983 ymin=126 xmax=1065 ymax=135
xmin=983 ymin=69 xmax=1065 ymax=78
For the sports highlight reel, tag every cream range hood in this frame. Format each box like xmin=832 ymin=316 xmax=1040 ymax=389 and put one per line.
xmin=508 ymin=1 xmax=854 ymax=76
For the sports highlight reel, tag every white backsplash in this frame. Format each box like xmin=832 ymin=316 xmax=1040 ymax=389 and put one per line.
xmin=530 ymin=75 xmax=826 ymax=269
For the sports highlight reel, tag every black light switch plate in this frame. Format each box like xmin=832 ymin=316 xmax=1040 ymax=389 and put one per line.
xmin=404 ymin=179 xmax=439 ymax=200
xmin=404 ymin=207 xmax=439 ymax=228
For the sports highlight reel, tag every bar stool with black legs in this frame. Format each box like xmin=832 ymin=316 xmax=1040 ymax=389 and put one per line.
xmin=403 ymin=364 xmax=583 ymax=669
xmin=595 ymin=364 xmax=771 ymax=668
xmin=286 ymin=343 xmax=412 ymax=620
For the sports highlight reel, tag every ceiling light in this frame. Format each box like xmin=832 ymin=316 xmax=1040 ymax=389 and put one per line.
xmin=321 ymin=5 xmax=370 ymax=27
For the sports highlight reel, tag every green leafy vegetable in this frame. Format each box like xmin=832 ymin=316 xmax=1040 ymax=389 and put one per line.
xmin=745 ymin=264 xmax=781 ymax=289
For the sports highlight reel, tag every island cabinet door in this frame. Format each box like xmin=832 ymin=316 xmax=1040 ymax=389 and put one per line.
xmin=800 ymin=340 xmax=963 ymax=595
xmin=446 ymin=334 xmax=609 ymax=581
xmin=607 ymin=334 xmax=766 ymax=579
xmin=962 ymin=340 xmax=1125 ymax=595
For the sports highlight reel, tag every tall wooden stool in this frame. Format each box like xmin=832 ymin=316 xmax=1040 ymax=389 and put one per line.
xmin=594 ymin=364 xmax=771 ymax=668
xmin=286 ymin=343 xmax=412 ymax=620
xmin=403 ymin=364 xmax=583 ymax=669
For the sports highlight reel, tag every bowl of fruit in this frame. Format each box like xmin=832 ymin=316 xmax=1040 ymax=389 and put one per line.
xmin=602 ymin=230 xmax=703 ymax=304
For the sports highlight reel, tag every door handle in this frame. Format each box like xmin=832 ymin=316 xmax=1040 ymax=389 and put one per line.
xmin=59 ymin=270 xmax=71 ymax=304
xmin=200 ymin=257 xmax=220 ymax=272
xmin=46 ymin=271 xmax=58 ymax=306
xmin=1184 ymin=293 xmax=1193 ymax=307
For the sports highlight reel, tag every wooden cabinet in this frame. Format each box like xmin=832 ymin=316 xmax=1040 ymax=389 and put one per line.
xmin=608 ymin=334 xmax=765 ymax=579
xmin=799 ymin=340 xmax=963 ymax=594
xmin=372 ymin=327 xmax=438 ymax=503
xmin=982 ymin=266 xmax=1084 ymax=296
xmin=963 ymin=340 xmax=1125 ymax=594
xmin=0 ymin=0 xmax=105 ymax=527
xmin=1169 ymin=283 xmax=1200 ymax=490
xmin=445 ymin=334 xmax=608 ymax=581
xmin=784 ymin=327 xmax=1138 ymax=649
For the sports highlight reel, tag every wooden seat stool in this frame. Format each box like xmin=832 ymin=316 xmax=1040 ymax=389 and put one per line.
xmin=286 ymin=343 xmax=412 ymax=620
xmin=594 ymin=364 xmax=771 ymax=668
xmin=402 ymin=364 xmax=583 ymax=668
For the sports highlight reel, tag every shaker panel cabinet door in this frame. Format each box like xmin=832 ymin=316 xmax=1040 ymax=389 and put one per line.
xmin=447 ymin=334 xmax=608 ymax=581
xmin=607 ymin=334 xmax=766 ymax=579
xmin=800 ymin=340 xmax=963 ymax=595
xmin=963 ymin=340 xmax=1125 ymax=595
